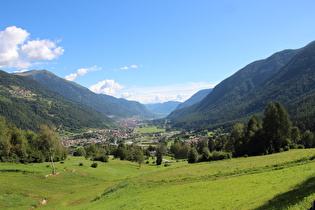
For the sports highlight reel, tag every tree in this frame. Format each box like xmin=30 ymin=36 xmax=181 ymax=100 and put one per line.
xmin=291 ymin=126 xmax=300 ymax=146
xmin=275 ymin=101 xmax=292 ymax=148
xmin=263 ymin=102 xmax=279 ymax=153
xmin=156 ymin=143 xmax=166 ymax=166
xmin=85 ymin=144 xmax=99 ymax=163
xmin=134 ymin=149 xmax=145 ymax=167
xmin=8 ymin=124 xmax=29 ymax=163
xmin=201 ymin=147 xmax=211 ymax=161
xmin=208 ymin=137 xmax=215 ymax=152
xmin=37 ymin=125 xmax=65 ymax=174
xmin=73 ymin=147 xmax=86 ymax=156
xmin=0 ymin=116 xmax=11 ymax=162
xmin=263 ymin=102 xmax=292 ymax=153
xmin=246 ymin=115 xmax=262 ymax=140
xmin=188 ymin=147 xmax=198 ymax=163
xmin=226 ymin=123 xmax=245 ymax=156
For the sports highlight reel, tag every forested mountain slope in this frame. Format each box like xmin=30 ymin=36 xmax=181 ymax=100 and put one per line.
xmin=16 ymin=70 xmax=155 ymax=118
xmin=0 ymin=70 xmax=113 ymax=131
xmin=167 ymin=42 xmax=315 ymax=131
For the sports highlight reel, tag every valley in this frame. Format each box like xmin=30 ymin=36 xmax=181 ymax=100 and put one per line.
xmin=1 ymin=40 xmax=315 ymax=210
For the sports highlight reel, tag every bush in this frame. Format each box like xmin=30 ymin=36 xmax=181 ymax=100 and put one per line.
xmin=283 ymin=145 xmax=290 ymax=151
xmin=297 ymin=144 xmax=305 ymax=149
xmin=211 ymin=151 xmax=232 ymax=161
xmin=91 ymin=163 xmax=98 ymax=168
xmin=95 ymin=155 xmax=109 ymax=163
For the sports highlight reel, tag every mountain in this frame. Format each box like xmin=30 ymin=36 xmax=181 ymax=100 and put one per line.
xmin=176 ymin=88 xmax=213 ymax=110
xmin=167 ymin=42 xmax=315 ymax=131
xmin=0 ymin=70 xmax=113 ymax=132
xmin=16 ymin=70 xmax=156 ymax=119
xmin=145 ymin=101 xmax=181 ymax=118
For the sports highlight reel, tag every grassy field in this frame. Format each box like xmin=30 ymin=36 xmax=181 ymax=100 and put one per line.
xmin=0 ymin=149 xmax=315 ymax=209
xmin=136 ymin=126 xmax=166 ymax=133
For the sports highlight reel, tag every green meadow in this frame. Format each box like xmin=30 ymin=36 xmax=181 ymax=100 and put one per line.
xmin=136 ymin=126 xmax=166 ymax=133
xmin=1 ymin=149 xmax=315 ymax=209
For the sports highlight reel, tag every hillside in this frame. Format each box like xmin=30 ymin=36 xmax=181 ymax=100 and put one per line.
xmin=16 ymin=70 xmax=156 ymax=119
xmin=0 ymin=70 xmax=113 ymax=131
xmin=167 ymin=42 xmax=315 ymax=130
xmin=176 ymin=88 xmax=213 ymax=110
xmin=145 ymin=101 xmax=181 ymax=117
xmin=0 ymin=149 xmax=314 ymax=209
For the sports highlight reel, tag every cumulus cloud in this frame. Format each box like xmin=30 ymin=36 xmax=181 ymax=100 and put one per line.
xmin=65 ymin=65 xmax=101 ymax=81
xmin=117 ymin=81 xmax=217 ymax=104
xmin=89 ymin=80 xmax=124 ymax=95
xmin=0 ymin=26 xmax=64 ymax=68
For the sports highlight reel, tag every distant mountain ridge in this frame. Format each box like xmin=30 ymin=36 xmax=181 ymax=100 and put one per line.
xmin=176 ymin=88 xmax=213 ymax=110
xmin=145 ymin=101 xmax=181 ymax=118
xmin=0 ymin=70 xmax=113 ymax=131
xmin=16 ymin=70 xmax=156 ymax=119
xmin=167 ymin=42 xmax=315 ymax=131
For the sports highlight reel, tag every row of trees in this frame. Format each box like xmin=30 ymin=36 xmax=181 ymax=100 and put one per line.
xmin=0 ymin=116 xmax=67 ymax=168
xmin=74 ymin=142 xmax=149 ymax=167
xmin=225 ymin=101 xmax=315 ymax=157
xmin=166 ymin=102 xmax=315 ymax=164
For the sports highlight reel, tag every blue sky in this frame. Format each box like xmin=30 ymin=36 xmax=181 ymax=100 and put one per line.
xmin=1 ymin=0 xmax=315 ymax=103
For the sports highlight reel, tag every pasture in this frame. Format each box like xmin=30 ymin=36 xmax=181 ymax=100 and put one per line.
xmin=0 ymin=149 xmax=315 ymax=209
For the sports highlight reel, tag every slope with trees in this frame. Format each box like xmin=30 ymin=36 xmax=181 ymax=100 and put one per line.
xmin=167 ymin=41 xmax=315 ymax=131
xmin=16 ymin=70 xmax=155 ymax=119
xmin=0 ymin=70 xmax=113 ymax=132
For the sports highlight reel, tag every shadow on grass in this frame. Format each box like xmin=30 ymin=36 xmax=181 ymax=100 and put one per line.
xmin=0 ymin=169 xmax=34 ymax=174
xmin=255 ymin=176 xmax=315 ymax=210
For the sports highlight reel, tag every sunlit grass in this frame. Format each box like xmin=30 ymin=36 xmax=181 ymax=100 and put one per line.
xmin=0 ymin=149 xmax=314 ymax=209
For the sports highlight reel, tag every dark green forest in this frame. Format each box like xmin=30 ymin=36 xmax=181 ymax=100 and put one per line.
xmin=0 ymin=70 xmax=113 ymax=132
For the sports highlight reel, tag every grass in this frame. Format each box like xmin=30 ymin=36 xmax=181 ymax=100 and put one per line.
xmin=0 ymin=149 xmax=315 ymax=209
xmin=136 ymin=126 xmax=166 ymax=133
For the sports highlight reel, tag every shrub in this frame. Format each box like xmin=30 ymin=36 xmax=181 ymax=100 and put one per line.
xmin=283 ymin=145 xmax=290 ymax=151
xmin=91 ymin=163 xmax=98 ymax=168
xmin=95 ymin=155 xmax=109 ymax=163
xmin=211 ymin=151 xmax=232 ymax=161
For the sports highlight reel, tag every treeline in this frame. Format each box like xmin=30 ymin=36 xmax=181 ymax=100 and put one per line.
xmin=0 ymin=116 xmax=67 ymax=163
xmin=173 ymin=101 xmax=315 ymax=164
xmin=225 ymin=101 xmax=315 ymax=157
xmin=73 ymin=142 xmax=152 ymax=167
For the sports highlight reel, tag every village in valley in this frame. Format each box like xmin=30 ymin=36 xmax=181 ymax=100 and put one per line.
xmin=60 ymin=117 xmax=214 ymax=150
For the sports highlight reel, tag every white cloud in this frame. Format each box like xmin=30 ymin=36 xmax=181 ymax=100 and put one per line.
xmin=20 ymin=39 xmax=64 ymax=60
xmin=65 ymin=65 xmax=101 ymax=81
xmin=116 ymin=81 xmax=217 ymax=104
xmin=13 ymin=69 xmax=28 ymax=73
xmin=0 ymin=26 xmax=64 ymax=69
xmin=89 ymin=79 xmax=124 ymax=95
xmin=119 ymin=64 xmax=138 ymax=70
